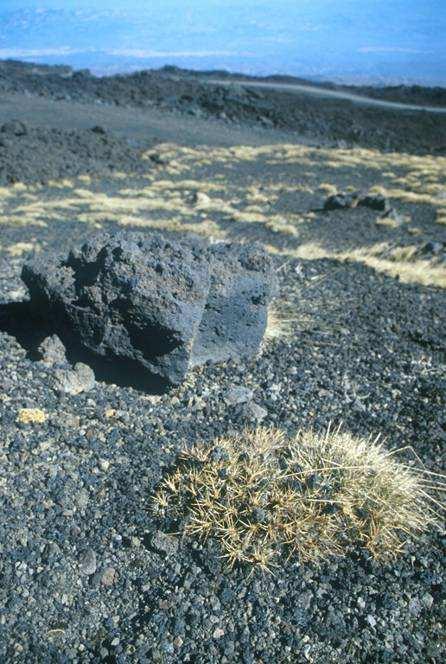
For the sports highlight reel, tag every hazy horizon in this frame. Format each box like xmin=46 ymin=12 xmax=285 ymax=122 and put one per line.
xmin=1 ymin=1 xmax=444 ymax=85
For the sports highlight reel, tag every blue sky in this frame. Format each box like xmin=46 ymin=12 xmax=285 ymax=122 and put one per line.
xmin=0 ymin=1 xmax=444 ymax=84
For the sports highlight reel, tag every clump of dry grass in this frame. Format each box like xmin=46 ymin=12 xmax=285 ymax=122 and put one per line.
xmin=6 ymin=241 xmax=40 ymax=257
xmin=153 ymin=427 xmax=443 ymax=572
xmin=264 ymin=301 xmax=296 ymax=340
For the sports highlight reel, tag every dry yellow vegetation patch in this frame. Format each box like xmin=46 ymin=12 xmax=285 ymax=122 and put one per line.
xmin=1 ymin=141 xmax=444 ymax=290
xmin=17 ymin=408 xmax=47 ymax=424
xmin=6 ymin=242 xmax=40 ymax=257
xmin=284 ymin=242 xmax=446 ymax=289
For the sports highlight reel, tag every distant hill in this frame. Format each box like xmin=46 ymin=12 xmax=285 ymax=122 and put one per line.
xmin=0 ymin=1 xmax=444 ymax=85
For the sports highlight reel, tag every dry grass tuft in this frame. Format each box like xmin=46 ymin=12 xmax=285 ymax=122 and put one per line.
xmin=153 ymin=427 xmax=443 ymax=571
xmin=6 ymin=241 xmax=40 ymax=257
xmin=339 ymin=244 xmax=446 ymax=289
xmin=265 ymin=301 xmax=296 ymax=340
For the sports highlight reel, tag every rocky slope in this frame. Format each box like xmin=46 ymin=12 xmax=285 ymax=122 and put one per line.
xmin=0 ymin=60 xmax=445 ymax=154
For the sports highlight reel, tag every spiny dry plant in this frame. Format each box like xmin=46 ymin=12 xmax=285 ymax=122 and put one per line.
xmin=152 ymin=427 xmax=444 ymax=572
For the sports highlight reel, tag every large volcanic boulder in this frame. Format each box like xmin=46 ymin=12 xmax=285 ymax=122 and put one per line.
xmin=22 ymin=232 xmax=276 ymax=389
xmin=22 ymin=232 xmax=211 ymax=387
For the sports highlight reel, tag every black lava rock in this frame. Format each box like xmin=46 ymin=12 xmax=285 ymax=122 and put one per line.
xmin=22 ymin=232 xmax=211 ymax=388
xmin=323 ymin=193 xmax=359 ymax=210
xmin=192 ymin=242 xmax=276 ymax=366
xmin=357 ymin=193 xmax=390 ymax=212
xmin=324 ymin=191 xmax=391 ymax=213
xmin=22 ymin=232 xmax=276 ymax=389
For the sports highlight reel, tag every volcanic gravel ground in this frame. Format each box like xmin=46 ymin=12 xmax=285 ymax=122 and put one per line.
xmin=0 ymin=73 xmax=445 ymax=661
xmin=0 ymin=217 xmax=445 ymax=662
xmin=0 ymin=122 xmax=149 ymax=185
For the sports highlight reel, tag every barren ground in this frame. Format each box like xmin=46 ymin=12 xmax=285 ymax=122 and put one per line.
xmin=0 ymin=71 xmax=445 ymax=662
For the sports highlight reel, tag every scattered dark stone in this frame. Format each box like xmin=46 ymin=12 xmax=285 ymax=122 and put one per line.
xmin=101 ymin=567 xmax=117 ymax=587
xmin=148 ymin=152 xmax=169 ymax=165
xmin=0 ymin=61 xmax=445 ymax=664
xmin=151 ymin=531 xmax=179 ymax=557
xmin=421 ymin=593 xmax=434 ymax=609
xmin=54 ymin=362 xmax=95 ymax=395
xmin=251 ymin=508 xmax=269 ymax=524
xmin=0 ymin=61 xmax=444 ymax=154
xmin=210 ymin=447 xmax=231 ymax=463
xmin=37 ymin=334 xmax=67 ymax=366
xmin=79 ymin=549 xmax=97 ymax=576
xmin=224 ymin=386 xmax=254 ymax=406
xmin=91 ymin=125 xmax=107 ymax=134
xmin=1 ymin=120 xmax=28 ymax=136
xmin=324 ymin=191 xmax=391 ymax=213
xmin=2 ymin=241 xmax=446 ymax=660
xmin=421 ymin=241 xmax=444 ymax=255
xmin=358 ymin=193 xmax=391 ymax=212
xmin=243 ymin=401 xmax=268 ymax=421
xmin=323 ymin=192 xmax=359 ymax=210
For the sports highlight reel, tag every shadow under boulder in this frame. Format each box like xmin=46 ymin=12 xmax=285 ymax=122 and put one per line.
xmin=12 ymin=230 xmax=276 ymax=393
xmin=0 ymin=301 xmax=168 ymax=393
xmin=0 ymin=300 xmax=52 ymax=358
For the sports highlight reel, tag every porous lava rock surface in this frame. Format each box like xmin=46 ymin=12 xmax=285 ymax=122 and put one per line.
xmin=22 ymin=231 xmax=275 ymax=388
xmin=192 ymin=241 xmax=275 ymax=366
